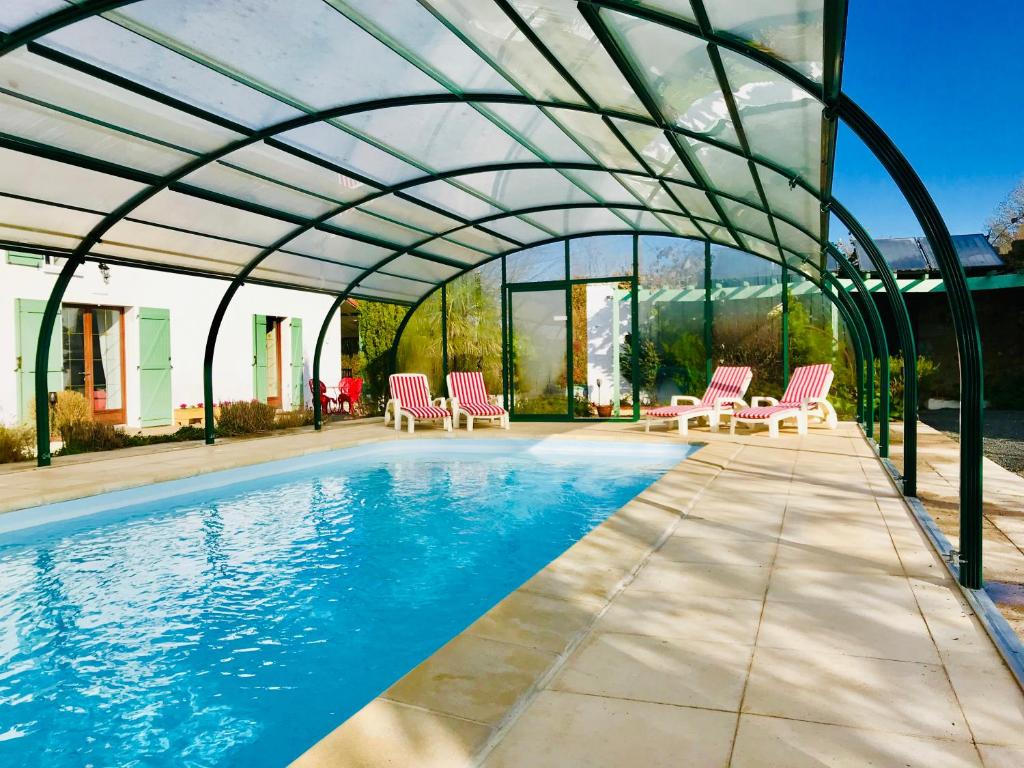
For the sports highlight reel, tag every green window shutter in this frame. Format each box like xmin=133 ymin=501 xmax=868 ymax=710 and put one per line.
xmin=139 ymin=307 xmax=172 ymax=427
xmin=14 ymin=299 xmax=62 ymax=423
xmin=252 ymin=314 xmax=268 ymax=402
xmin=7 ymin=251 xmax=44 ymax=268
xmin=290 ymin=318 xmax=304 ymax=408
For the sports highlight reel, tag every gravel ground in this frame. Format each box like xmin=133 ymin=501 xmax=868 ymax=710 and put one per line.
xmin=920 ymin=409 xmax=1024 ymax=476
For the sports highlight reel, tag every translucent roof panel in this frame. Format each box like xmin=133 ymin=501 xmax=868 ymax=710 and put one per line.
xmin=718 ymin=48 xmax=823 ymax=186
xmin=421 ymin=0 xmax=583 ymax=104
xmin=704 ymin=0 xmax=825 ymax=82
xmin=603 ymin=10 xmax=738 ymax=146
xmin=0 ymin=0 xmax=840 ymax=299
xmin=507 ymin=0 xmax=648 ymax=116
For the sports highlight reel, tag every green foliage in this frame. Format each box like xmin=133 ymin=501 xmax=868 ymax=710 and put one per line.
xmin=56 ymin=423 xmax=210 ymax=456
xmin=447 ymin=273 xmax=502 ymax=391
xmin=275 ymin=407 xmax=315 ymax=429
xmin=51 ymin=389 xmax=90 ymax=439
xmin=357 ymin=300 xmax=407 ymax=414
xmin=619 ymin=336 xmax=660 ymax=398
xmin=216 ymin=400 xmax=277 ymax=435
xmin=786 ymin=295 xmax=857 ymax=419
xmin=0 ymin=424 xmax=35 ymax=463
xmin=879 ymin=355 xmax=939 ymax=420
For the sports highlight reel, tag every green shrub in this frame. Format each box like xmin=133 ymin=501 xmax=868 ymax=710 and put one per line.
xmin=880 ymin=355 xmax=939 ymax=420
xmin=275 ymin=408 xmax=314 ymax=429
xmin=216 ymin=400 xmax=277 ymax=435
xmin=59 ymin=421 xmax=132 ymax=455
xmin=0 ymin=424 xmax=35 ymax=463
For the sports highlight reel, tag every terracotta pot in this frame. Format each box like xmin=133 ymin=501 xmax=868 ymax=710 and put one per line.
xmin=596 ymin=403 xmax=613 ymax=418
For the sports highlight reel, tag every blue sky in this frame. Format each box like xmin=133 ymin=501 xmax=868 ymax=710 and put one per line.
xmin=832 ymin=0 xmax=1023 ymax=239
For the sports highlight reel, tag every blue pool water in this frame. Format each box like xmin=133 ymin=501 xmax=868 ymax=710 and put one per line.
xmin=0 ymin=439 xmax=691 ymax=767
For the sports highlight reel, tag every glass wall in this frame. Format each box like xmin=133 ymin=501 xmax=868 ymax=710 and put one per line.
xmin=445 ymin=260 xmax=503 ymax=396
xmin=637 ymin=236 xmax=706 ymax=406
xmin=394 ymin=292 xmax=443 ymax=395
xmin=711 ymin=245 xmax=784 ymax=398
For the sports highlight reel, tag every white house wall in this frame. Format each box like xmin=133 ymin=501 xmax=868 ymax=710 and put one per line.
xmin=0 ymin=253 xmax=342 ymax=427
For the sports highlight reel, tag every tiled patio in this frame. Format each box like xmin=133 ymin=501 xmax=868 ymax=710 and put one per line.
xmin=3 ymin=420 xmax=1023 ymax=766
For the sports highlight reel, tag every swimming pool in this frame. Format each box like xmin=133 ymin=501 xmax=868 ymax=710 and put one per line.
xmin=0 ymin=438 xmax=693 ymax=766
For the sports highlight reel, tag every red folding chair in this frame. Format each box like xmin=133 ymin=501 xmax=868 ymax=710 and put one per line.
xmin=309 ymin=379 xmax=337 ymax=415
xmin=337 ymin=377 xmax=363 ymax=416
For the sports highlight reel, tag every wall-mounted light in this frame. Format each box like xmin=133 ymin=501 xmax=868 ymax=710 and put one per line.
xmin=98 ymin=262 xmax=110 ymax=284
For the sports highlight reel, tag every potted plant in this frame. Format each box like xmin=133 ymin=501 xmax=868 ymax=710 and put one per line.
xmin=594 ymin=379 xmax=613 ymax=417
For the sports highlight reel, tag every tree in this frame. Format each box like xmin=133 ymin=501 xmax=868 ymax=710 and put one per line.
xmin=986 ymin=178 xmax=1024 ymax=263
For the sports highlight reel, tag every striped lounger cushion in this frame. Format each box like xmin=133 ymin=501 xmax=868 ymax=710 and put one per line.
xmin=449 ymin=372 xmax=506 ymax=417
xmin=648 ymin=366 xmax=751 ymax=418
xmin=734 ymin=364 xmax=832 ymax=420
xmin=390 ymin=374 xmax=447 ymax=420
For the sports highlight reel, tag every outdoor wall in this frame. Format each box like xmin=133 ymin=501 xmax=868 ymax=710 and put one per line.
xmin=0 ymin=252 xmax=342 ymax=426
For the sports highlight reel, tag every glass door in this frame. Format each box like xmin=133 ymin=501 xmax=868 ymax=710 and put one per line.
xmin=61 ymin=305 xmax=126 ymax=424
xmin=571 ymin=280 xmax=634 ymax=419
xmin=508 ymin=287 xmax=569 ymax=417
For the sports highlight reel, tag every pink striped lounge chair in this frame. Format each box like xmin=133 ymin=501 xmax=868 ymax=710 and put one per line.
xmin=447 ymin=372 xmax=509 ymax=431
xmin=731 ymin=363 xmax=838 ymax=438
xmin=644 ymin=366 xmax=752 ymax=436
xmin=384 ymin=373 xmax=452 ymax=433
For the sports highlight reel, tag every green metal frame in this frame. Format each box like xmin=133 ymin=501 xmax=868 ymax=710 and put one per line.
xmin=6 ymin=0 xmax=983 ymax=588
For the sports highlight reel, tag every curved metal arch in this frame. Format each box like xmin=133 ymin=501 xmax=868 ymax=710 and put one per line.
xmin=381 ymin=231 xmax=873 ymax=430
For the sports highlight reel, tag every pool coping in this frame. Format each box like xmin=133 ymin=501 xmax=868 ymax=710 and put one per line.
xmin=290 ymin=438 xmax=742 ymax=767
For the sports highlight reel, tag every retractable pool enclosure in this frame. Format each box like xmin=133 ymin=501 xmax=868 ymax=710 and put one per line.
xmin=0 ymin=1 xmax=984 ymax=587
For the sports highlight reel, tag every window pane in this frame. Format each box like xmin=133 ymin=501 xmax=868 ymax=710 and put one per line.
xmin=711 ymin=245 xmax=784 ymax=397
xmin=132 ymin=190 xmax=296 ymax=246
xmin=505 ymin=242 xmax=565 ymax=283
xmin=523 ymin=207 xmax=631 ymax=236
xmin=638 ymin=236 xmax=706 ymax=404
xmin=395 ymin=293 xmax=443 ymax=392
xmin=446 ymin=265 xmax=503 ymax=396
xmin=570 ymin=235 xmax=633 ymax=279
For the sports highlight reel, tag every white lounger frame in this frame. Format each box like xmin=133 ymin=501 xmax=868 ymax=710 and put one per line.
xmin=383 ymin=376 xmax=452 ymax=434
xmin=644 ymin=394 xmax=749 ymax=436
xmin=446 ymin=374 xmax=509 ymax=431
xmin=730 ymin=375 xmax=839 ymax=438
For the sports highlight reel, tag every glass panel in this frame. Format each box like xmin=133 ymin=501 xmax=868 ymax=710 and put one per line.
xmin=132 ymin=190 xmax=297 ymax=246
xmin=184 ymin=163 xmax=337 ymax=219
xmin=0 ymin=195 xmax=102 ymax=242
xmin=570 ymin=235 xmax=633 ymax=278
xmin=1 ymin=49 xmax=244 ymax=152
xmin=508 ymin=0 xmax=647 ymax=115
xmin=543 ymin=109 xmax=644 ymax=172
xmin=638 ymin=236 xmax=707 ymax=405
xmin=562 ymin=170 xmax=643 ymax=206
xmin=422 ymin=0 xmax=582 ymax=104
xmin=612 ymin=209 xmax=672 ymax=232
xmin=788 ymin=273 xmax=857 ymax=421
xmin=395 ymin=293 xmax=443 ymax=392
xmin=774 ymin=218 xmax=821 ymax=260
xmin=44 ymin=16 xmax=302 ymax=129
xmin=521 ymin=207 xmax=630 ymax=236
xmin=404 ymin=181 xmax=503 ymax=221
xmin=416 ymin=237 xmax=489 ymax=266
xmin=447 ymin=227 xmax=519 ymax=253
xmin=660 ymin=213 xmax=704 ymax=239
xmin=328 ymin=208 xmax=427 ymax=247
xmin=0 ymin=93 xmax=193 ymax=175
xmin=61 ymin=307 xmax=86 ymax=397
xmin=603 ymin=10 xmax=739 ymax=146
xmin=758 ymin=165 xmax=820 ymax=238
xmin=705 ymin=0 xmax=825 ymax=81
xmin=480 ymin=216 xmax=551 ymax=245
xmin=278 ymin=123 xmax=422 ymax=185
xmin=359 ymin=273 xmax=434 ymax=301
xmin=572 ymin=281 xmax=634 ymax=417
xmin=718 ymin=49 xmax=823 ymax=186
xmin=257 ymin=252 xmax=363 ymax=286
xmin=339 ymin=0 xmax=516 ymax=93
xmin=510 ymin=288 xmax=568 ymax=416
xmin=505 ymin=242 xmax=565 ymax=283
xmin=664 ymin=181 xmax=720 ymax=223
xmin=482 ymin=104 xmax=593 ymax=164
xmin=93 ymin=308 xmax=123 ymax=411
xmin=102 ymin=220 xmax=262 ymax=268
xmin=224 ymin=142 xmax=372 ymax=203
xmin=266 ymin=318 xmax=280 ymax=402
xmin=287 ymin=229 xmax=394 ymax=268
xmin=613 ymin=175 xmax=683 ymax=213
xmin=446 ymin=263 xmax=504 ymax=397
xmin=632 ymin=1 xmax=698 ymax=25
xmin=686 ymin=140 xmax=761 ymax=204
xmin=1 ymin=0 xmax=70 ymax=32
xmin=717 ymin=197 xmax=776 ymax=242
xmin=0 ymin=147 xmax=146 ymax=211
xmin=357 ymin=196 xmax=462 ymax=234
xmin=711 ymin=245 xmax=784 ymax=397
xmin=456 ymin=169 xmax=597 ymax=210
xmin=108 ymin=0 xmax=444 ymax=112
xmin=386 ymin=254 xmax=461 ymax=283
xmin=609 ymin=118 xmax=694 ymax=181
xmin=337 ymin=102 xmax=539 ymax=171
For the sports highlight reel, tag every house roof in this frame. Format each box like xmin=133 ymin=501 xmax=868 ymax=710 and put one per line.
xmin=856 ymin=234 xmax=1004 ymax=274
